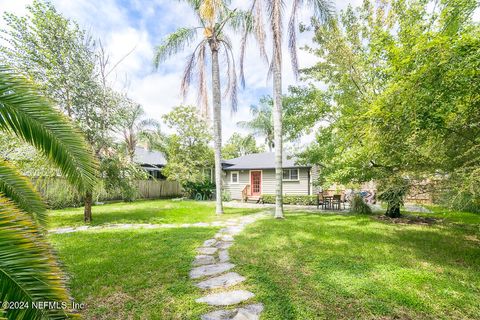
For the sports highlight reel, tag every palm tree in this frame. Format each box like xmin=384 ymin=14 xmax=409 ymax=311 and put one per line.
xmin=154 ymin=0 xmax=240 ymax=214
xmin=240 ymin=0 xmax=332 ymax=218
xmin=0 ymin=66 xmax=97 ymax=319
xmin=237 ymin=98 xmax=274 ymax=151
xmin=119 ymin=102 xmax=161 ymax=161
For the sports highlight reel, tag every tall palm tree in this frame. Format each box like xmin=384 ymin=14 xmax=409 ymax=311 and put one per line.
xmin=240 ymin=0 xmax=332 ymax=218
xmin=238 ymin=99 xmax=274 ymax=151
xmin=154 ymin=0 xmax=240 ymax=214
xmin=0 ymin=66 xmax=97 ymax=319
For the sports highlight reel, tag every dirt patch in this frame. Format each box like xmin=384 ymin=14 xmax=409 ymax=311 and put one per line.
xmin=375 ymin=214 xmax=440 ymax=226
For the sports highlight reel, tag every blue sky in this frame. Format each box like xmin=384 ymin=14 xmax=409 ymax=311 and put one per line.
xmin=1 ymin=0 xmax=478 ymax=146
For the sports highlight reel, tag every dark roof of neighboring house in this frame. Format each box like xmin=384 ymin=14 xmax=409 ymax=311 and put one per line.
xmin=222 ymin=152 xmax=310 ymax=170
xmin=134 ymin=147 xmax=166 ymax=166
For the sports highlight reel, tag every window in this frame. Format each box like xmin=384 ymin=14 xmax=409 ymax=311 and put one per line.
xmin=283 ymin=169 xmax=299 ymax=181
xmin=231 ymin=171 xmax=239 ymax=184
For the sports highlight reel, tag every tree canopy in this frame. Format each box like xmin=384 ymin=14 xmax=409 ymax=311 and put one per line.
xmin=295 ymin=0 xmax=480 ymax=215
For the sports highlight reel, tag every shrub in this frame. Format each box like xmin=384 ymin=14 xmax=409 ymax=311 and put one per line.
xmin=222 ymin=190 xmax=232 ymax=202
xmin=183 ymin=180 xmax=215 ymax=199
xmin=350 ymin=194 xmax=372 ymax=214
xmin=261 ymin=194 xmax=317 ymax=205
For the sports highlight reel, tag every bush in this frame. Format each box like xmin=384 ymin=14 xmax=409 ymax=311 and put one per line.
xmin=261 ymin=194 xmax=317 ymax=205
xmin=350 ymin=194 xmax=372 ymax=214
xmin=183 ymin=180 xmax=215 ymax=199
xmin=222 ymin=190 xmax=232 ymax=202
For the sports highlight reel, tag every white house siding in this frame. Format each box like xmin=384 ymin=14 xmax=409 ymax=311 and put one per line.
xmin=223 ymin=168 xmax=311 ymax=200
xmin=223 ymin=170 xmax=251 ymax=200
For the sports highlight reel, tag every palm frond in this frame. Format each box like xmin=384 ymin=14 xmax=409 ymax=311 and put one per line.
xmin=0 ymin=196 xmax=74 ymax=320
xmin=306 ymin=0 xmax=333 ymax=24
xmin=153 ymin=27 xmax=199 ymax=68
xmin=253 ymin=0 xmax=269 ymax=63
xmin=0 ymin=160 xmax=46 ymax=225
xmin=288 ymin=0 xmax=333 ymax=78
xmin=220 ymin=39 xmax=238 ymax=113
xmin=181 ymin=40 xmax=207 ymax=99
xmin=0 ymin=66 xmax=97 ymax=193
xmin=288 ymin=0 xmax=301 ymax=78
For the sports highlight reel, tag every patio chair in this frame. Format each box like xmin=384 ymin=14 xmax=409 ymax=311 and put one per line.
xmin=317 ymin=192 xmax=326 ymax=209
xmin=332 ymin=194 xmax=342 ymax=210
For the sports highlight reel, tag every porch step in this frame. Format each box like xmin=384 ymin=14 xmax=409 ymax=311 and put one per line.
xmin=245 ymin=196 xmax=262 ymax=203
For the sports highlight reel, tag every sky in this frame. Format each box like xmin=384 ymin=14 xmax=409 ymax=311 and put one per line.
xmin=1 ymin=0 xmax=479 ymax=147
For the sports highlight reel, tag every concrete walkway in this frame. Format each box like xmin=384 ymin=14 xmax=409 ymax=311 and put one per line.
xmin=190 ymin=212 xmax=267 ymax=320
xmin=49 ymin=221 xmax=229 ymax=234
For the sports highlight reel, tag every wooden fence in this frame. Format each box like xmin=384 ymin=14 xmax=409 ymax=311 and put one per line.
xmin=137 ymin=180 xmax=182 ymax=198
xmin=33 ymin=178 xmax=182 ymax=201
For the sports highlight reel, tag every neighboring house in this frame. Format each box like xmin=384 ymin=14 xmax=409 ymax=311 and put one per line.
xmin=133 ymin=147 xmax=167 ymax=180
xmin=222 ymin=152 xmax=318 ymax=201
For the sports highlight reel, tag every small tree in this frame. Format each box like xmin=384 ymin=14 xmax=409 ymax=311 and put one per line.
xmin=222 ymin=133 xmax=263 ymax=159
xmin=161 ymin=106 xmax=213 ymax=186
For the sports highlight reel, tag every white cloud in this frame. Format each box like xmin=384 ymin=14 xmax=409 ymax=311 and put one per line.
xmin=0 ymin=0 xmax=368 ymax=147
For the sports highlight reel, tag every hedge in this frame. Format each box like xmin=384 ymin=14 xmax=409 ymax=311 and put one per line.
xmin=261 ymin=194 xmax=317 ymax=205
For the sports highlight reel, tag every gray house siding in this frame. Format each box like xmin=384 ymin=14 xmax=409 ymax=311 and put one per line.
xmin=223 ymin=168 xmax=311 ymax=200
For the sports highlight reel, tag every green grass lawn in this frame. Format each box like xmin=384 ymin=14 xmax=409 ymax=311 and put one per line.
xmin=418 ymin=205 xmax=480 ymax=225
xmin=48 ymin=199 xmax=261 ymax=229
xmin=48 ymin=201 xmax=479 ymax=319
xmin=49 ymin=227 xmax=216 ymax=319
xmin=230 ymin=212 xmax=480 ymax=320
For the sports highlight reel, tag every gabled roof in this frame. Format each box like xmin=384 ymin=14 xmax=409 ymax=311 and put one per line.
xmin=222 ymin=152 xmax=310 ymax=170
xmin=134 ymin=147 xmax=166 ymax=166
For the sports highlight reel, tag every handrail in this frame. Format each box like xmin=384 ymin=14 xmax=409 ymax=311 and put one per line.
xmin=241 ymin=184 xmax=250 ymax=202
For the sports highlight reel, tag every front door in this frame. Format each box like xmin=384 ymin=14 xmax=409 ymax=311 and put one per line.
xmin=250 ymin=171 xmax=262 ymax=196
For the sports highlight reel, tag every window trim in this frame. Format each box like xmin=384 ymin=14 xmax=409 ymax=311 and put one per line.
xmin=230 ymin=171 xmax=240 ymax=184
xmin=283 ymin=168 xmax=300 ymax=181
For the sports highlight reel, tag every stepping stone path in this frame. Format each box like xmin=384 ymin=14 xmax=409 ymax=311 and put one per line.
xmin=190 ymin=213 xmax=267 ymax=320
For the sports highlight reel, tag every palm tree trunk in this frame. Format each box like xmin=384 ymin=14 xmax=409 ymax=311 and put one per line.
xmin=84 ymin=191 xmax=93 ymax=222
xmin=210 ymin=40 xmax=224 ymax=215
xmin=272 ymin=0 xmax=284 ymax=219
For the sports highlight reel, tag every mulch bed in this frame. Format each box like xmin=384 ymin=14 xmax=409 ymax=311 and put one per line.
xmin=375 ymin=214 xmax=440 ymax=225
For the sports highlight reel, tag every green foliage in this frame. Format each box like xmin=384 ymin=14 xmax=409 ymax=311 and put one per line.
xmin=222 ymin=133 xmax=263 ymax=159
xmin=0 ymin=198 xmax=72 ymax=319
xmin=160 ymin=106 xmax=213 ymax=185
xmin=298 ymin=0 xmax=480 ymax=213
xmin=262 ymin=194 xmax=317 ymax=205
xmin=0 ymin=66 xmax=96 ymax=318
xmin=378 ymin=178 xmax=410 ymax=218
xmin=183 ymin=180 xmax=215 ymax=199
xmin=0 ymin=66 xmax=98 ymax=194
xmin=222 ymin=190 xmax=232 ymax=202
xmin=350 ymin=194 xmax=373 ymax=214
xmin=100 ymin=155 xmax=147 ymax=202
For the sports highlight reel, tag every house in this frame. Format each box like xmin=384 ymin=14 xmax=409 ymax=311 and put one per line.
xmin=133 ymin=147 xmax=167 ymax=179
xmin=222 ymin=152 xmax=318 ymax=201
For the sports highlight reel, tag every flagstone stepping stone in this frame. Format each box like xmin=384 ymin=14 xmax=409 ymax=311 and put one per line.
xmin=200 ymin=304 xmax=264 ymax=320
xmin=216 ymin=241 xmax=233 ymax=249
xmin=203 ymin=238 xmax=217 ymax=247
xmin=196 ymin=290 xmax=254 ymax=306
xmin=218 ymin=250 xmax=230 ymax=263
xmin=234 ymin=304 xmax=264 ymax=320
xmin=218 ymin=234 xmax=234 ymax=242
xmin=195 ymin=272 xmax=246 ymax=290
xmin=193 ymin=255 xmax=216 ymax=266
xmin=197 ymin=247 xmax=218 ymax=255
xmin=190 ymin=263 xmax=235 ymax=279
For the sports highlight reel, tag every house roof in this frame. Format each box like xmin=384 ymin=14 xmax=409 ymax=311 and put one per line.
xmin=134 ymin=147 xmax=166 ymax=166
xmin=222 ymin=152 xmax=310 ymax=170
